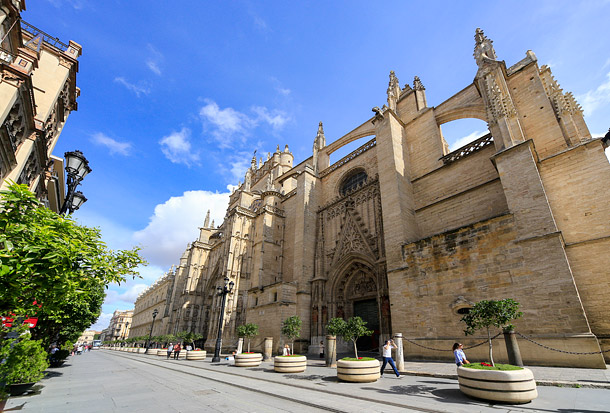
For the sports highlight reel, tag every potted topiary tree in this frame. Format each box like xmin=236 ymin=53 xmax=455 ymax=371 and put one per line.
xmin=183 ymin=332 xmax=206 ymax=360
xmin=328 ymin=317 xmax=379 ymax=383
xmin=275 ymin=316 xmax=306 ymax=373
xmin=0 ymin=332 xmax=50 ymax=396
xmin=235 ymin=323 xmax=262 ymax=367
xmin=458 ymin=298 xmax=537 ymax=403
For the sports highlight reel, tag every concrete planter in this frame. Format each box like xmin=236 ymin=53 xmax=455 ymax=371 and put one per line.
xmin=174 ymin=350 xmax=186 ymax=359
xmin=235 ymin=353 xmax=263 ymax=367
xmin=157 ymin=349 xmax=170 ymax=357
xmin=274 ymin=355 xmax=307 ymax=373
xmin=145 ymin=348 xmax=157 ymax=355
xmin=186 ymin=350 xmax=207 ymax=360
xmin=337 ymin=359 xmax=380 ymax=382
xmin=137 ymin=348 xmax=146 ymax=354
xmin=457 ymin=366 xmax=538 ymax=403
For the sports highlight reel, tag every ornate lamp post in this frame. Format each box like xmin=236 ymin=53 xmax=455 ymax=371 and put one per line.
xmin=59 ymin=150 xmax=91 ymax=214
xmin=146 ymin=309 xmax=159 ymax=349
xmin=211 ymin=277 xmax=234 ymax=362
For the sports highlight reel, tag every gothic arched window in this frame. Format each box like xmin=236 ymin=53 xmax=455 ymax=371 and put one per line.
xmin=340 ymin=170 xmax=367 ymax=196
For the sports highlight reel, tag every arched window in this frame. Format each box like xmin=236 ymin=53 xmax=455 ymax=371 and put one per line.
xmin=340 ymin=169 xmax=367 ymax=196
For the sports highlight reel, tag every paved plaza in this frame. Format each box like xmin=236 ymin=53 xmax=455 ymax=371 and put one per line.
xmin=5 ymin=350 xmax=610 ymax=412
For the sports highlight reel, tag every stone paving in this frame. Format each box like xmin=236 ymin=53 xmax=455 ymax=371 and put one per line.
xmin=5 ymin=350 xmax=610 ymax=412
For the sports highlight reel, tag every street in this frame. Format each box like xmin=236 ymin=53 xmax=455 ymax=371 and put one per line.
xmin=5 ymin=350 xmax=610 ymax=412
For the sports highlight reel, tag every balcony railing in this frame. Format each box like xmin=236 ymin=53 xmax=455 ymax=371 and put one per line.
xmin=440 ymin=133 xmax=494 ymax=164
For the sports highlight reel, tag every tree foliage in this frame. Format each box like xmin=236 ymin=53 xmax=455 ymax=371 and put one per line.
xmin=0 ymin=183 xmax=146 ymax=348
xmin=461 ymin=298 xmax=523 ymax=366
xmin=326 ymin=316 xmax=373 ymax=359
xmin=237 ymin=323 xmax=259 ymax=352
xmin=281 ymin=316 xmax=302 ymax=355
xmin=0 ymin=331 xmax=49 ymax=385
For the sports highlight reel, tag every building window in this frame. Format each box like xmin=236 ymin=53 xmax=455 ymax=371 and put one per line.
xmin=273 ymin=292 xmax=278 ymax=302
xmin=340 ymin=170 xmax=367 ymax=196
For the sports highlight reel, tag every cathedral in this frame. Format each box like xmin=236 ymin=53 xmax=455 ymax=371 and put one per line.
xmin=130 ymin=29 xmax=610 ymax=368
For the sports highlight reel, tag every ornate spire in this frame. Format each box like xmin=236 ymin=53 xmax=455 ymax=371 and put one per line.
xmin=314 ymin=121 xmax=326 ymax=149
xmin=473 ymin=28 xmax=497 ymax=67
xmin=211 ymin=219 xmax=215 ymax=228
xmin=387 ymin=70 xmax=400 ymax=110
xmin=259 ymin=157 xmax=263 ymax=168
xmin=413 ymin=76 xmax=425 ymax=91
xmin=251 ymin=150 xmax=257 ymax=170
xmin=276 ymin=144 xmax=280 ymax=153
xmin=204 ymin=210 xmax=210 ymax=227
xmin=284 ymin=144 xmax=290 ymax=153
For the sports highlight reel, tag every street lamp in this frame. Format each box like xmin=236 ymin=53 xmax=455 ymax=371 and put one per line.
xmin=146 ymin=309 xmax=159 ymax=349
xmin=211 ymin=277 xmax=235 ymax=362
xmin=59 ymin=150 xmax=91 ymax=214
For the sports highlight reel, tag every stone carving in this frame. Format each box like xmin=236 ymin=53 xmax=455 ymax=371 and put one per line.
xmin=319 ymin=138 xmax=376 ymax=178
xmin=473 ymin=28 xmax=497 ymax=67
xmin=539 ymin=65 xmax=583 ymax=117
xmin=349 ymin=272 xmax=377 ymax=298
xmin=484 ymin=75 xmax=517 ymax=123
xmin=3 ymin=99 xmax=26 ymax=150
xmin=387 ymin=71 xmax=400 ymax=111
xmin=371 ymin=106 xmax=384 ymax=124
xmin=413 ymin=76 xmax=425 ymax=91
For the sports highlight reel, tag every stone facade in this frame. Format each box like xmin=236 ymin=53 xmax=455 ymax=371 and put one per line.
xmin=129 ymin=270 xmax=175 ymax=339
xmin=76 ymin=329 xmax=100 ymax=346
xmin=106 ymin=310 xmax=132 ymax=342
xmin=133 ymin=29 xmax=609 ymax=368
xmin=0 ymin=1 xmax=81 ymax=212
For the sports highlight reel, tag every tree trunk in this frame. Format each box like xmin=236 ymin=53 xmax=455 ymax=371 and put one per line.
xmin=248 ymin=338 xmax=251 ymax=353
xmin=353 ymin=340 xmax=358 ymax=359
xmin=487 ymin=327 xmax=494 ymax=366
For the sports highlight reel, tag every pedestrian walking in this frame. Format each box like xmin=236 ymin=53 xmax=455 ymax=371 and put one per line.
xmin=166 ymin=343 xmax=173 ymax=359
xmin=173 ymin=342 xmax=181 ymax=359
xmin=453 ymin=342 xmax=470 ymax=366
xmin=380 ymin=339 xmax=401 ymax=378
xmin=77 ymin=344 xmax=83 ymax=355
xmin=319 ymin=340 xmax=324 ymax=359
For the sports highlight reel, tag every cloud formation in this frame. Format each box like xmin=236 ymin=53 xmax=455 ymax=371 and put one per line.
xmin=91 ymin=132 xmax=132 ymax=156
xmin=159 ymin=127 xmax=200 ymax=166
xmin=133 ymin=189 xmax=230 ymax=267
xmin=114 ymin=77 xmax=151 ymax=97
xmin=146 ymin=44 xmax=164 ymax=76
xmin=200 ymin=99 xmax=290 ymax=149
xmin=449 ymin=130 xmax=485 ymax=151
xmin=578 ymin=72 xmax=610 ymax=117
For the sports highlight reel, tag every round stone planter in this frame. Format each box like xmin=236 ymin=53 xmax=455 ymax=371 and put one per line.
xmin=137 ymin=348 xmax=146 ymax=354
xmin=235 ymin=353 xmax=263 ymax=367
xmin=274 ymin=355 xmax=307 ymax=373
xmin=9 ymin=382 xmax=36 ymax=396
xmin=145 ymin=348 xmax=157 ymax=355
xmin=457 ymin=366 xmax=538 ymax=404
xmin=157 ymin=349 xmax=170 ymax=357
xmin=186 ymin=350 xmax=207 ymax=360
xmin=174 ymin=351 xmax=186 ymax=359
xmin=337 ymin=359 xmax=380 ymax=383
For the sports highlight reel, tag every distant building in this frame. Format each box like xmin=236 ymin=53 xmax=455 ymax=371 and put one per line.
xmin=0 ymin=0 xmax=81 ymax=212
xmin=76 ymin=330 xmax=100 ymax=346
xmin=105 ymin=310 xmax=133 ymax=342
xmin=130 ymin=271 xmax=174 ymax=339
xmin=133 ymin=29 xmax=610 ymax=368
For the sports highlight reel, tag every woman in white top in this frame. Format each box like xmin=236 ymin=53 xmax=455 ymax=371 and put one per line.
xmin=282 ymin=344 xmax=290 ymax=356
xmin=380 ymin=339 xmax=401 ymax=378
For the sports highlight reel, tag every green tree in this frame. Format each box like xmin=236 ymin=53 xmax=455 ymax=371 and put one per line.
xmin=281 ymin=316 xmax=302 ymax=355
xmin=236 ymin=323 xmax=259 ymax=352
xmin=327 ymin=317 xmax=373 ymax=359
xmin=461 ymin=298 xmax=523 ymax=366
xmin=0 ymin=183 xmax=146 ymax=349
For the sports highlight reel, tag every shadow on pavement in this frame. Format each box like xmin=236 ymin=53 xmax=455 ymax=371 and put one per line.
xmin=44 ymin=371 xmax=63 ymax=378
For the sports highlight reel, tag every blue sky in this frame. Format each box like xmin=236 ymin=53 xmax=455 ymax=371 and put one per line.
xmin=25 ymin=1 xmax=610 ymax=330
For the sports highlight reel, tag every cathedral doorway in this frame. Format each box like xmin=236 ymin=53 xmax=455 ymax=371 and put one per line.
xmin=353 ymin=298 xmax=379 ymax=351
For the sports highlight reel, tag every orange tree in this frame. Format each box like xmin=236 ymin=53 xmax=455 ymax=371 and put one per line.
xmin=0 ymin=183 xmax=146 ymax=348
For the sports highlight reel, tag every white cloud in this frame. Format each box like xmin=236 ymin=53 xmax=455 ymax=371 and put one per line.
xmin=89 ymin=311 xmax=113 ymax=331
xmin=251 ymin=106 xmax=290 ymax=129
xmin=578 ymin=72 xmax=610 ymax=117
xmin=114 ymin=77 xmax=151 ymax=97
xmin=133 ymin=190 xmax=230 ymax=267
xmin=46 ymin=0 xmax=87 ymax=9
xmin=229 ymin=156 xmax=252 ymax=183
xmin=159 ymin=127 xmax=200 ymax=166
xmin=91 ymin=132 xmax=132 ymax=156
xmin=146 ymin=44 xmax=164 ymax=76
xmin=449 ymin=130 xmax=485 ymax=151
xmin=200 ymin=99 xmax=289 ymax=149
